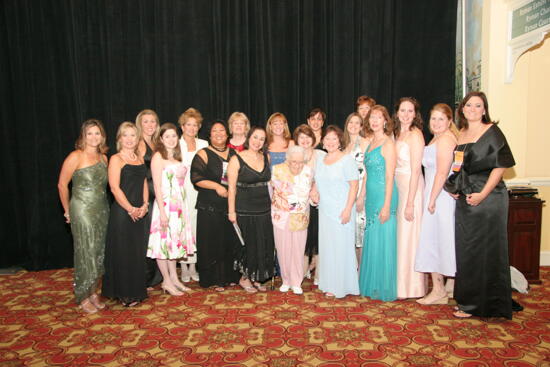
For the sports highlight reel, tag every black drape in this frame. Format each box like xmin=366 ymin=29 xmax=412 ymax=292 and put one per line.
xmin=0 ymin=0 xmax=457 ymax=269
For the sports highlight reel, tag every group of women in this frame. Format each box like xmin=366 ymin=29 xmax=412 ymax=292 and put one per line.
xmin=58 ymin=91 xmax=516 ymax=320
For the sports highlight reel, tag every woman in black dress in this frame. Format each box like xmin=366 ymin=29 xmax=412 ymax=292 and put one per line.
xmin=103 ymin=122 xmax=149 ymax=307
xmin=445 ymin=91 xmax=515 ymax=319
xmin=136 ymin=109 xmax=163 ymax=289
xmin=227 ymin=126 xmax=275 ymax=293
xmin=191 ymin=120 xmax=241 ymax=291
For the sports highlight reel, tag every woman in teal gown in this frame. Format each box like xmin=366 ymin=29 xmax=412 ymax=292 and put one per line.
xmin=358 ymin=105 xmax=398 ymax=301
xmin=58 ymin=119 xmax=110 ymax=314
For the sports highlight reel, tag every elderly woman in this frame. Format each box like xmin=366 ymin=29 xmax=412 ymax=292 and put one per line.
xmin=271 ymin=146 xmax=314 ymax=295
xmin=227 ymin=112 xmax=250 ymax=152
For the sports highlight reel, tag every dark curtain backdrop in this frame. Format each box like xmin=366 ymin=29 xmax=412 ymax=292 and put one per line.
xmin=0 ymin=0 xmax=457 ymax=270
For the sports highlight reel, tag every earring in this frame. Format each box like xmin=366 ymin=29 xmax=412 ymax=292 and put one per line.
xmin=383 ymin=121 xmax=387 ymax=129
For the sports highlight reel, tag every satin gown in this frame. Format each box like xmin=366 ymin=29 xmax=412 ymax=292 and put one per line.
xmin=359 ymin=145 xmax=398 ymax=301
xmin=415 ymin=143 xmax=456 ymax=276
xmin=395 ymin=140 xmax=426 ymax=298
xmin=444 ymin=125 xmax=515 ymax=319
xmin=70 ymin=161 xmax=109 ymax=303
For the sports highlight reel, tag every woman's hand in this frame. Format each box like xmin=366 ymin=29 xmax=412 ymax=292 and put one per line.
xmin=215 ymin=185 xmax=228 ymax=198
xmin=309 ymin=188 xmax=320 ymax=204
xmin=340 ymin=207 xmax=352 ymax=224
xmin=448 ymin=192 xmax=459 ymax=200
xmin=404 ymin=204 xmax=414 ymax=221
xmin=427 ymin=200 xmax=436 ymax=214
xmin=466 ymin=192 xmax=486 ymax=206
xmin=63 ymin=212 xmax=70 ymax=224
xmin=379 ymin=206 xmax=390 ymax=224
xmin=228 ymin=212 xmax=237 ymax=223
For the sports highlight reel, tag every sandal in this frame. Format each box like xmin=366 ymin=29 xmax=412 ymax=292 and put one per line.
xmin=214 ymin=286 xmax=225 ymax=292
xmin=239 ymin=280 xmax=257 ymax=293
xmin=79 ymin=299 xmax=98 ymax=314
xmin=254 ymin=282 xmax=267 ymax=292
xmin=325 ymin=292 xmax=335 ymax=298
xmin=89 ymin=294 xmax=106 ymax=310
xmin=453 ymin=310 xmax=472 ymax=318
xmin=122 ymin=300 xmax=140 ymax=308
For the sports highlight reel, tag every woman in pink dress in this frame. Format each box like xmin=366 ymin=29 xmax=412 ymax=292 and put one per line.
xmin=393 ymin=97 xmax=426 ymax=299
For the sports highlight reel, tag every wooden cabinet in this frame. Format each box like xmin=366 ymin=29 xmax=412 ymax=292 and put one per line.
xmin=507 ymin=195 xmax=543 ymax=284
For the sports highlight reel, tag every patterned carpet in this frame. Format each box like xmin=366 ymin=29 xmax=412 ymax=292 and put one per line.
xmin=0 ymin=268 xmax=549 ymax=366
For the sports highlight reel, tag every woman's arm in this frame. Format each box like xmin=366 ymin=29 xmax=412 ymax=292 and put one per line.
xmin=108 ymin=155 xmax=140 ymax=222
xmin=192 ymin=150 xmax=228 ymax=197
xmin=227 ymin=155 xmax=240 ymax=223
xmin=428 ymin=136 xmax=456 ymax=214
xmin=380 ymin=139 xmax=397 ymax=224
xmin=466 ymin=167 xmax=507 ymax=206
xmin=57 ymin=151 xmax=80 ymax=223
xmin=404 ymin=130 xmax=424 ymax=221
xmin=340 ymin=179 xmax=358 ymax=224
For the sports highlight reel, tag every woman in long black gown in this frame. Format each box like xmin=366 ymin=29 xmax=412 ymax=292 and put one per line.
xmin=227 ymin=126 xmax=275 ymax=293
xmin=136 ymin=109 xmax=163 ymax=289
xmin=103 ymin=122 xmax=149 ymax=307
xmin=445 ymin=91 xmax=515 ymax=319
xmin=191 ymin=120 xmax=241 ymax=291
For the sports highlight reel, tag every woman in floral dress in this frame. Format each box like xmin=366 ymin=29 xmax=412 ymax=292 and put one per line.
xmin=147 ymin=123 xmax=196 ymax=296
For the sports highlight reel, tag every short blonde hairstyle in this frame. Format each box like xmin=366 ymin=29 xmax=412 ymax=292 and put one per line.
xmin=178 ymin=107 xmax=203 ymax=130
xmin=115 ymin=122 xmax=140 ymax=154
xmin=228 ymin=111 xmax=250 ymax=135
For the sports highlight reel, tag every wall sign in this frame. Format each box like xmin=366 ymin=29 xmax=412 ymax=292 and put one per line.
xmin=507 ymin=0 xmax=550 ymax=82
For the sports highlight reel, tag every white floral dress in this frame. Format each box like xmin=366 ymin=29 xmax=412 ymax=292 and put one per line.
xmin=147 ymin=162 xmax=196 ymax=260
xmin=351 ymin=140 xmax=366 ymax=248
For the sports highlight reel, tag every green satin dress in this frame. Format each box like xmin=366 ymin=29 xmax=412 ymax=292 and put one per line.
xmin=69 ymin=161 xmax=109 ymax=303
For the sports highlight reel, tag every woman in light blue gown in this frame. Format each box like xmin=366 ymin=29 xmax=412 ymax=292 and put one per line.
xmin=358 ymin=105 xmax=398 ymax=301
xmin=314 ymin=125 xmax=360 ymax=298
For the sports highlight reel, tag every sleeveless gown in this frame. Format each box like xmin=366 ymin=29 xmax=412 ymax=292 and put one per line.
xmin=143 ymin=143 xmax=163 ymax=287
xmin=147 ymin=162 xmax=196 ymax=259
xmin=102 ymin=163 xmax=148 ymax=304
xmin=415 ymin=143 xmax=456 ymax=276
xmin=70 ymin=161 xmax=109 ymax=303
xmin=234 ymin=154 xmax=275 ymax=282
xmin=395 ymin=140 xmax=426 ymax=298
xmin=315 ymin=154 xmax=360 ymax=298
xmin=359 ymin=145 xmax=398 ymax=301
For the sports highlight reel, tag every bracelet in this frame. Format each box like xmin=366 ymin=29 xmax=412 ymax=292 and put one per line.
xmin=228 ymin=212 xmax=236 ymax=216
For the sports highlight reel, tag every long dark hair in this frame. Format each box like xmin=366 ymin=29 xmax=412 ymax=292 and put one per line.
xmin=156 ymin=123 xmax=182 ymax=161
xmin=243 ymin=126 xmax=268 ymax=153
xmin=456 ymin=91 xmax=495 ymax=130
xmin=393 ymin=97 xmax=423 ymax=138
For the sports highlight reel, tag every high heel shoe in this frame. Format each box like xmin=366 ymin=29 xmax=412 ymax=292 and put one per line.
xmin=161 ymin=284 xmax=184 ymax=296
xmin=416 ymin=294 xmax=448 ymax=305
xmin=174 ymin=283 xmax=191 ymax=292
xmin=89 ymin=294 xmax=106 ymax=310
xmin=253 ymin=282 xmax=267 ymax=292
xmin=79 ymin=298 xmax=98 ymax=314
xmin=239 ymin=280 xmax=257 ymax=293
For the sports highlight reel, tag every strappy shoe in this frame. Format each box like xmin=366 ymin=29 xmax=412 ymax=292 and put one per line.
xmin=79 ymin=299 xmax=98 ymax=314
xmin=161 ymin=284 xmax=184 ymax=296
xmin=254 ymin=282 xmax=267 ymax=292
xmin=89 ymin=294 xmax=106 ymax=309
xmin=453 ymin=310 xmax=472 ymax=318
xmin=239 ymin=280 xmax=257 ymax=293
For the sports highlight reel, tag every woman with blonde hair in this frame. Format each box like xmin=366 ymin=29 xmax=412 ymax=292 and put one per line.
xmin=178 ymin=107 xmax=208 ymax=282
xmin=135 ymin=109 xmax=163 ymax=289
xmin=415 ymin=103 xmax=458 ymax=305
xmin=58 ymin=119 xmax=109 ymax=314
xmin=266 ymin=112 xmax=294 ymax=169
xmin=102 ymin=122 xmax=149 ymax=307
xmin=227 ymin=112 xmax=250 ymax=152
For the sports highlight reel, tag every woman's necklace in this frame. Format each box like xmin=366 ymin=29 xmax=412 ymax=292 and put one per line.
xmin=121 ymin=150 xmax=137 ymax=161
xmin=211 ymin=144 xmax=228 ymax=152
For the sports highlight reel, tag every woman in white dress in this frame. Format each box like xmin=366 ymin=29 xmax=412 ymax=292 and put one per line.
xmin=178 ymin=108 xmax=208 ymax=282
xmin=415 ymin=103 xmax=458 ymax=304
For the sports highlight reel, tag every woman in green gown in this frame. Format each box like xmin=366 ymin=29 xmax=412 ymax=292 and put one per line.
xmin=58 ymin=119 xmax=110 ymax=314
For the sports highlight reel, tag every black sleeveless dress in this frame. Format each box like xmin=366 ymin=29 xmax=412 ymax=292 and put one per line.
xmin=234 ymin=153 xmax=275 ymax=283
xmin=191 ymin=148 xmax=241 ymax=287
xmin=143 ymin=143 xmax=163 ymax=287
xmin=102 ymin=163 xmax=148 ymax=305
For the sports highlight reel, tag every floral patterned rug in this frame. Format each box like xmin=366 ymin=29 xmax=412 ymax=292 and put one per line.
xmin=0 ymin=267 xmax=549 ymax=366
